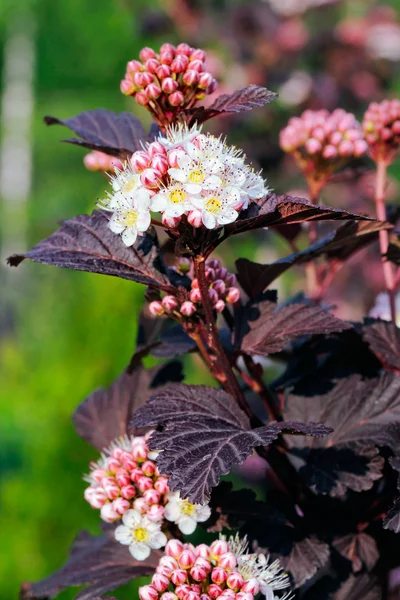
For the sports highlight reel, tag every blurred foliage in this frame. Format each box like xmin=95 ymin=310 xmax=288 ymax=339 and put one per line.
xmin=1 ymin=0 xmax=400 ymax=598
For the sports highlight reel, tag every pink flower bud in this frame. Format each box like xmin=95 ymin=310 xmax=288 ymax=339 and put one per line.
xmin=169 ymin=91 xmax=185 ymax=107
xmin=322 ymin=145 xmax=338 ymax=159
xmin=100 ymin=502 xmax=119 ymax=522
xmin=162 ymin=77 xmax=179 ymax=94
xmin=147 ymin=504 xmax=165 ymax=521
xmin=236 ymin=593 xmax=253 ymax=600
xmin=131 ymin=467 xmax=144 ymax=482
xmin=160 ymin=51 xmax=174 ymax=65
xmin=305 ymin=138 xmax=322 ymax=155
xmin=127 ymin=59 xmax=143 ymax=74
xmin=141 ymin=460 xmax=155 ymax=476
xmin=106 ymin=457 xmax=121 ymax=473
xmin=160 ymin=555 xmax=179 ymax=570
xmin=211 ymin=567 xmax=227 ymax=585
xmin=354 ymin=139 xmax=368 ymax=156
xmin=210 ymin=539 xmax=229 ymax=557
xmin=338 ymin=140 xmax=354 ymax=156
xmin=176 ymin=585 xmax=191 ymax=600
xmin=226 ymin=287 xmax=241 ymax=304
xmin=131 ymin=150 xmax=151 ymax=172
xmin=171 ymin=57 xmax=188 ymax=74
xmin=143 ymin=488 xmax=161 ymax=505
xmin=212 ymin=279 xmax=226 ymax=296
xmin=120 ymin=79 xmax=136 ymax=95
xmin=208 ymin=584 xmax=223 ymax=599
xmin=190 ymin=565 xmax=208 ymax=582
xmin=207 ymin=259 xmax=220 ymax=270
xmin=227 ymin=572 xmax=244 ymax=591
xmin=149 ymin=301 xmax=164 ymax=317
xmin=194 ymin=556 xmax=212 ymax=570
xmin=215 ymin=300 xmax=225 ymax=313
xmin=176 ymin=43 xmax=192 ymax=56
xmin=134 ymin=497 xmax=149 ymax=513
xmin=160 ymin=43 xmax=176 ymax=54
xmin=131 ymin=443 xmax=148 ymax=462
xmin=161 ymin=594 xmax=178 ymax=600
xmin=151 ymin=154 xmax=169 ymax=176
xmin=241 ymin=579 xmax=260 ymax=595
xmin=136 ymin=91 xmax=150 ymax=105
xmin=208 ymin=289 xmax=218 ymax=304
xmin=179 ymin=549 xmax=196 ymax=569
xmin=156 ymin=64 xmax=171 ymax=79
xmin=146 ymin=83 xmax=162 ymax=99
xmin=115 ymin=469 xmax=130 ymax=487
xmin=140 ymin=47 xmax=157 ymax=62
xmin=188 ymin=60 xmax=204 ymax=73
xmin=198 ymin=72 xmax=213 ymax=89
xmin=167 ymin=148 xmax=184 ymax=168
xmin=152 ymin=573 xmax=170 ymax=592
xmin=90 ymin=467 xmax=108 ymax=483
xmin=140 ymin=168 xmax=160 ymax=189
xmin=148 ymin=141 xmax=167 ymax=157
xmin=138 ymin=476 xmax=154 ymax=492
xmin=218 ymin=552 xmax=237 ymax=570
xmin=162 ymin=214 xmax=182 ymax=228
xmin=140 ymin=585 xmax=159 ymax=600
xmin=189 ymin=288 xmax=202 ymax=303
xmin=134 ymin=72 xmax=145 ymax=87
xmin=84 ymin=487 xmax=107 ymax=508
xmin=190 ymin=49 xmax=206 ymax=62
xmin=166 ymin=539 xmax=185 ymax=559
xmin=162 ymin=295 xmax=179 ymax=311
xmin=145 ymin=58 xmax=160 ymax=74
xmin=121 ymin=484 xmax=136 ymax=499
xmin=200 ymin=595 xmax=211 ymax=600
xmin=154 ymin=476 xmax=169 ymax=494
xmin=215 ymin=267 xmax=228 ymax=280
xmin=111 ymin=497 xmax=130 ymax=515
xmin=102 ymin=477 xmax=120 ymax=500
xmin=205 ymin=268 xmax=216 ymax=282
xmin=180 ymin=301 xmax=196 ymax=317
xmin=185 ymin=593 xmax=200 ymax=600
xmin=141 ymin=72 xmax=154 ymax=87
xmin=219 ymin=590 xmax=235 ymax=600
xmin=183 ymin=70 xmax=199 ymax=86
xmin=190 ymin=584 xmax=201 ymax=594
xmin=171 ymin=569 xmax=188 ymax=585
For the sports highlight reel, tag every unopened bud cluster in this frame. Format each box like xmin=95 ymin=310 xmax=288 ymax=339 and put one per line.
xmin=99 ymin=124 xmax=267 ymax=246
xmin=120 ymin=43 xmax=217 ymax=125
xmin=84 ymin=434 xmax=210 ymax=538
xmin=83 ymin=151 xmax=123 ymax=173
xmin=149 ymin=258 xmax=241 ymax=319
xmin=363 ymin=99 xmax=400 ymax=164
xmin=280 ymin=109 xmax=367 ymax=179
xmin=139 ymin=536 xmax=292 ymax=600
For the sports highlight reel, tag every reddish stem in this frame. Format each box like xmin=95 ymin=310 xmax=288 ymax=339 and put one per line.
xmin=375 ymin=160 xmax=397 ymax=324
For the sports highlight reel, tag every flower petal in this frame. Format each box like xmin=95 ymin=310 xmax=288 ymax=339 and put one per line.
xmin=185 ymin=183 xmax=203 ymax=195
xmin=178 ymin=515 xmax=197 ymax=535
xmin=149 ymin=531 xmax=168 ymax=549
xmin=109 ymin=217 xmax=125 ymax=234
xmin=137 ymin=211 xmax=151 ymax=231
xmin=122 ymin=227 xmax=138 ymax=247
xmin=122 ymin=509 xmax=142 ymax=527
xmin=114 ymin=525 xmax=132 ymax=545
xmin=195 ymin=504 xmax=212 ymax=522
xmin=168 ymin=168 xmax=187 ymax=183
xmin=129 ymin=542 xmax=151 ymax=561
xmin=164 ymin=502 xmax=181 ymax=522
xmin=218 ymin=209 xmax=238 ymax=225
xmin=202 ymin=212 xmax=217 ymax=229
xmin=151 ymin=194 xmax=168 ymax=212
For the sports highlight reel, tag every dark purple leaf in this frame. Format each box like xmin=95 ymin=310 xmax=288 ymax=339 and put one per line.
xmin=44 ymin=109 xmax=149 ymax=158
xmin=188 ymin=85 xmax=277 ymax=124
xmin=151 ymin=325 xmax=197 ymax=358
xmin=241 ymin=300 xmax=351 ymax=355
xmin=333 ymin=533 xmax=379 ymax=573
xmin=363 ymin=321 xmax=400 ymax=372
xmin=133 ymin=383 xmax=332 ymax=503
xmin=8 ymin=211 xmax=173 ymax=291
xmin=333 ymin=574 xmax=382 ymax=600
xmin=221 ymin=194 xmax=373 ymax=241
xmin=236 ymin=220 xmax=389 ymax=297
xmin=20 ymin=530 xmax=159 ymax=600
xmin=282 ymin=537 xmax=330 ymax=588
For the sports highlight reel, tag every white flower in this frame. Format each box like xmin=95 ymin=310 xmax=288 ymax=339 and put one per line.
xmin=226 ymin=534 xmax=292 ymax=600
xmin=164 ymin=491 xmax=211 ymax=534
xmin=151 ymin=182 xmax=195 ymax=217
xmin=157 ymin=123 xmax=202 ymax=150
xmin=114 ymin=509 xmax=167 ymax=560
xmin=168 ymin=147 xmax=223 ymax=195
xmin=191 ymin=188 xmax=240 ymax=229
xmin=99 ymin=188 xmax=152 ymax=247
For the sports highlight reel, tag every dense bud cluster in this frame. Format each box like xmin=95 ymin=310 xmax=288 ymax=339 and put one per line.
xmin=83 ymin=150 xmax=123 ymax=173
xmin=99 ymin=124 xmax=267 ymax=245
xmin=148 ymin=258 xmax=241 ymax=319
xmin=84 ymin=434 xmax=210 ymax=549
xmin=280 ymin=109 xmax=367 ymax=181
xmin=120 ymin=43 xmax=217 ymax=125
xmin=139 ymin=536 xmax=292 ymax=600
xmin=363 ymin=99 xmax=400 ymax=164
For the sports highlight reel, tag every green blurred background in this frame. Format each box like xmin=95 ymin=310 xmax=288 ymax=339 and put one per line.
xmin=1 ymin=0 xmax=400 ymax=597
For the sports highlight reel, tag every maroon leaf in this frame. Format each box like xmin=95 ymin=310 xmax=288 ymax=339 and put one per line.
xmin=333 ymin=533 xmax=379 ymax=573
xmin=281 ymin=537 xmax=330 ymax=588
xmin=363 ymin=321 xmax=400 ymax=373
xmin=236 ymin=220 xmax=389 ymax=297
xmin=20 ymin=529 xmax=159 ymax=600
xmin=44 ymin=109 xmax=149 ymax=158
xmin=8 ymin=211 xmax=173 ymax=291
xmin=188 ymin=85 xmax=277 ymax=124
xmin=133 ymin=383 xmax=332 ymax=503
xmin=221 ymin=194 xmax=373 ymax=241
xmin=241 ymin=301 xmax=351 ymax=355
xmin=333 ymin=574 xmax=382 ymax=600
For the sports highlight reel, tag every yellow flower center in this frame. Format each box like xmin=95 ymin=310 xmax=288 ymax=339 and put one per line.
xmin=205 ymin=197 xmax=222 ymax=214
xmin=189 ymin=169 xmax=204 ymax=184
xmin=122 ymin=177 xmax=138 ymax=194
xmin=170 ymin=189 xmax=187 ymax=204
xmin=181 ymin=500 xmax=195 ymax=515
xmin=133 ymin=527 xmax=149 ymax=542
xmin=124 ymin=210 xmax=138 ymax=227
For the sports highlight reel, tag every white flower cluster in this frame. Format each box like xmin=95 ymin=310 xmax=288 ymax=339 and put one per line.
xmin=99 ymin=124 xmax=268 ymax=246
